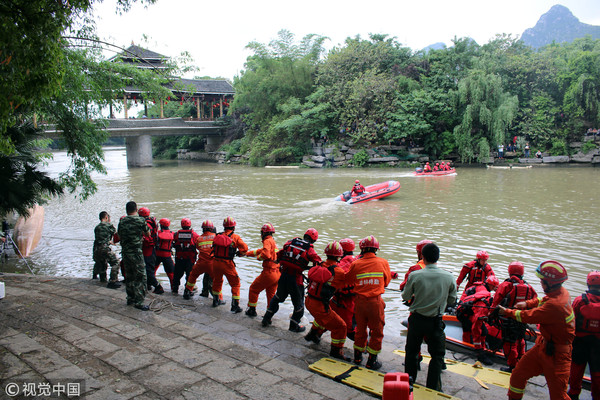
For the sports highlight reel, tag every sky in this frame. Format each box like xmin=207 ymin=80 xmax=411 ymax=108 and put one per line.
xmin=93 ymin=0 xmax=600 ymax=81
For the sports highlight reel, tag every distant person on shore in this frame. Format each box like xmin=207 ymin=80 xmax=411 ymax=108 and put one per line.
xmin=498 ymin=144 xmax=504 ymax=159
xmin=567 ymin=270 xmax=600 ymax=400
xmin=498 ymin=261 xmax=575 ymax=400
xmin=118 ymin=201 xmax=151 ymax=310
xmin=524 ymin=143 xmax=531 ymax=158
xmin=93 ymin=211 xmax=121 ymax=289
xmin=536 ymin=150 xmax=542 ymax=159
xmin=403 ymin=242 xmax=457 ymax=391
xmin=351 ymin=180 xmax=366 ymax=196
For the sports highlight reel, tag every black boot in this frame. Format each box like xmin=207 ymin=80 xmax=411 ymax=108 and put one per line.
xmin=212 ymin=295 xmax=226 ymax=307
xmin=99 ymin=272 xmax=107 ymax=283
xmin=353 ymin=349 xmax=363 ymax=365
xmin=199 ymin=289 xmax=209 ymax=298
xmin=245 ymin=306 xmax=257 ymax=317
xmin=477 ymin=349 xmax=493 ymax=366
xmin=289 ymin=320 xmax=306 ymax=333
xmin=304 ymin=328 xmax=321 ymax=344
xmin=106 ymin=281 xmax=121 ymax=289
xmin=153 ymin=284 xmax=164 ymax=294
xmin=500 ymin=366 xmax=514 ymax=373
xmin=365 ymin=354 xmax=382 ymax=370
xmin=261 ymin=310 xmax=274 ymax=327
xmin=329 ymin=346 xmax=349 ymax=361
xmin=231 ymin=299 xmax=242 ymax=313
xmin=183 ymin=288 xmax=193 ymax=300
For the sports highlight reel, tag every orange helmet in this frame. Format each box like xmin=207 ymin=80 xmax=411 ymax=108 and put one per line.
xmin=359 ymin=235 xmax=379 ymax=250
xmin=536 ymin=260 xmax=568 ymax=285
xmin=304 ymin=228 xmax=318 ymax=242
xmin=339 ymin=238 xmax=355 ymax=252
xmin=588 ymin=270 xmax=600 ymax=286
xmin=138 ymin=207 xmax=150 ymax=217
xmin=201 ymin=220 xmax=214 ymax=230
xmin=324 ymin=241 xmax=343 ymax=257
xmin=508 ymin=261 xmax=524 ymax=276
xmin=181 ymin=218 xmax=191 ymax=228
xmin=223 ymin=216 xmax=236 ymax=228
xmin=159 ymin=218 xmax=170 ymax=227
xmin=476 ymin=250 xmax=489 ymax=261
xmin=261 ymin=223 xmax=275 ymax=234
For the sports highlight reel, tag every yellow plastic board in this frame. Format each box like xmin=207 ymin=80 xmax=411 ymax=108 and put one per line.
xmin=393 ymin=350 xmax=510 ymax=389
xmin=308 ymin=357 xmax=459 ymax=399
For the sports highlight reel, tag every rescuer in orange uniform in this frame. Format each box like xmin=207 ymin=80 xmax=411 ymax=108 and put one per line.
xmin=332 ymin=238 xmax=358 ymax=340
xmin=211 ymin=216 xmax=248 ymax=313
xmin=456 ymin=250 xmax=496 ymax=297
xmin=304 ymin=241 xmax=349 ymax=360
xmin=182 ymin=220 xmax=217 ymax=301
xmin=567 ymin=270 xmax=600 ymax=400
xmin=498 ymin=260 xmax=575 ymax=400
xmin=344 ymin=235 xmax=392 ymax=370
xmin=244 ymin=223 xmax=281 ymax=317
xmin=399 ymin=239 xmax=432 ymax=291
xmin=490 ymin=261 xmax=537 ymax=372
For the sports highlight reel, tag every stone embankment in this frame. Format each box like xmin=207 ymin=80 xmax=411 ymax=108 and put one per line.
xmin=0 ymin=274 xmax=572 ymax=399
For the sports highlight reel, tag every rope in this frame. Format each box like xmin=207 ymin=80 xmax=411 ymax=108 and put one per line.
xmin=147 ymin=296 xmax=197 ymax=314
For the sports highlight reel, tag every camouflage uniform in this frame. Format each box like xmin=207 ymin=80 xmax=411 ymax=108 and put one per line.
xmin=118 ymin=215 xmax=150 ymax=306
xmin=93 ymin=221 xmax=120 ymax=282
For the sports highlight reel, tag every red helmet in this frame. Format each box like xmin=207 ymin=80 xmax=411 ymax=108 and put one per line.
xmin=181 ymin=218 xmax=191 ymax=228
xmin=536 ymin=260 xmax=568 ymax=285
xmin=508 ymin=261 xmax=525 ymax=276
xmin=355 ymin=180 xmax=360 ymax=184
xmin=436 ymin=162 xmax=439 ymax=165
xmin=324 ymin=241 xmax=343 ymax=257
xmin=587 ymin=270 xmax=600 ymax=286
xmin=138 ymin=207 xmax=150 ymax=217
xmin=426 ymin=162 xmax=430 ymax=165
xmin=339 ymin=238 xmax=355 ymax=252
xmin=476 ymin=250 xmax=489 ymax=261
xmin=159 ymin=218 xmax=170 ymax=227
xmin=223 ymin=216 xmax=236 ymax=228
xmin=261 ymin=223 xmax=275 ymax=234
xmin=485 ymin=275 xmax=500 ymax=290
xmin=304 ymin=228 xmax=318 ymax=242
xmin=416 ymin=239 xmax=433 ymax=254
xmin=201 ymin=220 xmax=214 ymax=230
xmin=359 ymin=235 xmax=379 ymax=250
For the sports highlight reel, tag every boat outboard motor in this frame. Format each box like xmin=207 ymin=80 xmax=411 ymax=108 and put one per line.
xmin=415 ymin=167 xmax=423 ymax=173
xmin=343 ymin=191 xmax=352 ymax=201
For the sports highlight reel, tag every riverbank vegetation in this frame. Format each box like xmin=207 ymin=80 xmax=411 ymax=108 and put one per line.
xmin=224 ymin=31 xmax=600 ymax=166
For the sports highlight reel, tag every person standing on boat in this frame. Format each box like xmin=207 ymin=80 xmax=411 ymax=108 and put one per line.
xmin=138 ymin=207 xmax=160 ymax=293
xmin=93 ymin=211 xmax=121 ymax=289
xmin=332 ymin=238 xmax=358 ymax=340
xmin=351 ymin=180 xmax=366 ymax=196
xmin=498 ymin=261 xmax=575 ymax=400
xmin=153 ymin=218 xmax=174 ymax=294
xmin=490 ymin=261 xmax=537 ymax=372
xmin=456 ymin=250 xmax=496 ymax=297
xmin=403 ymin=242 xmax=457 ymax=391
xmin=211 ymin=217 xmax=248 ymax=312
xmin=345 ymin=235 xmax=392 ymax=370
xmin=118 ymin=201 xmax=151 ymax=310
xmin=171 ymin=218 xmax=200 ymax=295
xmin=568 ymin=270 xmax=600 ymax=400
xmin=244 ymin=223 xmax=280 ymax=317
xmin=399 ymin=239 xmax=432 ymax=291
xmin=183 ymin=220 xmax=217 ymax=300
xmin=304 ymin=241 xmax=349 ymax=360
xmin=262 ymin=228 xmax=321 ymax=332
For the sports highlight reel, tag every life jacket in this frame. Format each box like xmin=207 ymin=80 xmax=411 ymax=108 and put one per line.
xmin=576 ymin=292 xmax=600 ymax=334
xmin=212 ymin=231 xmax=236 ymax=260
xmin=465 ymin=260 xmax=493 ymax=288
xmin=156 ymin=229 xmax=174 ymax=255
xmin=307 ymin=264 xmax=336 ymax=309
xmin=501 ymin=276 xmax=535 ymax=308
xmin=174 ymin=229 xmax=197 ymax=257
xmin=143 ymin=217 xmax=158 ymax=247
xmin=279 ymin=237 xmax=312 ymax=271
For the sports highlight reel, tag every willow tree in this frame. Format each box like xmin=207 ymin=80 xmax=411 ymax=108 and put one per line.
xmin=453 ymin=71 xmax=518 ymax=162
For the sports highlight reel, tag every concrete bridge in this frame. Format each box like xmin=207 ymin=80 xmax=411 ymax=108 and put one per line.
xmin=44 ymin=118 xmax=224 ymax=167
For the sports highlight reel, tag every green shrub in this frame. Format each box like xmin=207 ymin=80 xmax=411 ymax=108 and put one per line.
xmin=581 ymin=141 xmax=598 ymax=153
xmin=549 ymin=140 xmax=568 ymax=156
xmin=353 ymin=149 xmax=369 ymax=167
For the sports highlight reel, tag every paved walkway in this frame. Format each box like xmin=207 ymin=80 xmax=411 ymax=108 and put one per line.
xmin=0 ymin=274 xmax=589 ymax=399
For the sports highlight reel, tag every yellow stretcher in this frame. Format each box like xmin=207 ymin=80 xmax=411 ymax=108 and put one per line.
xmin=393 ymin=350 xmax=511 ymax=389
xmin=308 ymin=357 xmax=460 ymax=399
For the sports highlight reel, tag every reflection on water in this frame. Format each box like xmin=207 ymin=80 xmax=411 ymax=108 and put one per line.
xmin=3 ymin=148 xmax=600 ymax=333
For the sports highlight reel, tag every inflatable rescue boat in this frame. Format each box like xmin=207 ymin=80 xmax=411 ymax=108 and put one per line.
xmin=335 ymin=180 xmax=400 ymax=204
xmin=413 ymin=168 xmax=456 ymax=176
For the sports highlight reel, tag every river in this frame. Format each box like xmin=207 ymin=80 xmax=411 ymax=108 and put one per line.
xmin=3 ymin=147 xmax=600 ymax=333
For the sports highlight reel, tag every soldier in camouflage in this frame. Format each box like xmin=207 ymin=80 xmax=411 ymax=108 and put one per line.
xmin=118 ymin=201 xmax=151 ymax=310
xmin=93 ymin=211 xmax=121 ymax=289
